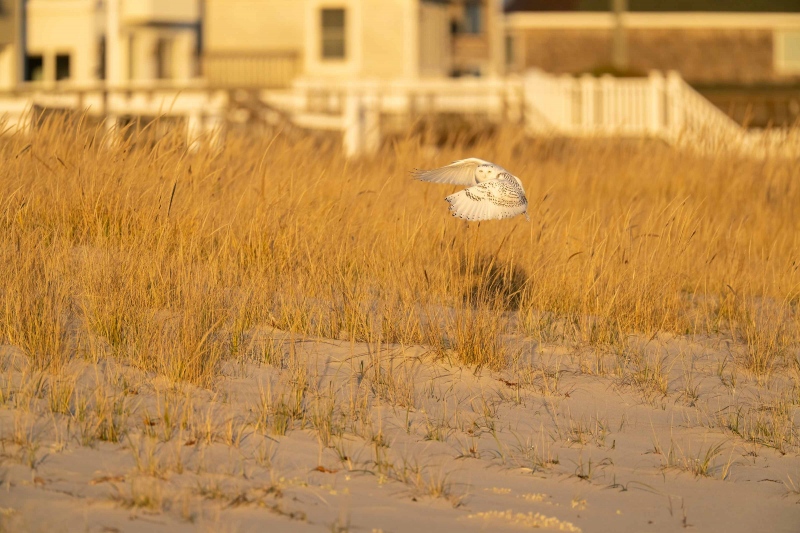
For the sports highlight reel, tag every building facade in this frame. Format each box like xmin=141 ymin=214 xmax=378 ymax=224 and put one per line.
xmin=504 ymin=1 xmax=800 ymax=85
xmin=0 ymin=0 xmax=200 ymax=88
xmin=202 ymin=0 xmax=505 ymax=88
xmin=0 ymin=0 xmax=20 ymax=90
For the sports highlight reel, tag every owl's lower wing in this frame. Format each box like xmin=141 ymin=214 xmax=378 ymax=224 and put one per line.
xmin=445 ymin=177 xmax=528 ymax=221
xmin=412 ymin=158 xmax=494 ymax=186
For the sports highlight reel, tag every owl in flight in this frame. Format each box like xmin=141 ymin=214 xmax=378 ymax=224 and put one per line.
xmin=413 ymin=158 xmax=529 ymax=222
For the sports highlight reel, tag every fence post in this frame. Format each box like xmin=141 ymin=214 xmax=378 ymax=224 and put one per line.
xmin=600 ymin=74 xmax=614 ymax=130
xmin=363 ymin=84 xmax=380 ymax=155
xmin=343 ymin=89 xmax=363 ymax=158
xmin=648 ymin=70 xmax=664 ymax=136
xmin=665 ymin=70 xmax=684 ymax=142
xmin=522 ymin=69 xmax=555 ymax=133
xmin=506 ymin=78 xmax=523 ymax=123
xmin=103 ymin=91 xmax=119 ymax=146
xmin=580 ymin=74 xmax=595 ymax=132
xmin=487 ymin=77 xmax=503 ymax=122
xmin=186 ymin=111 xmax=203 ymax=152
xmin=559 ymin=74 xmax=573 ymax=129
xmin=206 ymin=112 xmax=224 ymax=149
xmin=294 ymin=78 xmax=309 ymax=113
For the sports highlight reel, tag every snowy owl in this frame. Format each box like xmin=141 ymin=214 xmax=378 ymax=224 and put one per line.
xmin=413 ymin=158 xmax=529 ymax=222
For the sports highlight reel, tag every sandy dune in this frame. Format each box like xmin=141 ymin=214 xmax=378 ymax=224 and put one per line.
xmin=1 ymin=329 xmax=798 ymax=532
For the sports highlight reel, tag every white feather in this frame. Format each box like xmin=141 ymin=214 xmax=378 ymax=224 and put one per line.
xmin=412 ymin=158 xmax=498 ymax=186
xmin=418 ymin=159 xmax=529 ymax=222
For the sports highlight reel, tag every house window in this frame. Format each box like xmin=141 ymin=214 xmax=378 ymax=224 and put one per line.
xmin=55 ymin=54 xmax=71 ymax=81
xmin=321 ymin=8 xmax=346 ymax=60
xmin=505 ymin=35 xmax=514 ymax=66
xmin=155 ymin=37 xmax=173 ymax=79
xmin=775 ymin=30 xmax=800 ymax=73
xmin=464 ymin=2 xmax=482 ymax=34
xmin=24 ymin=55 xmax=43 ymax=81
xmin=98 ymin=37 xmax=106 ymax=80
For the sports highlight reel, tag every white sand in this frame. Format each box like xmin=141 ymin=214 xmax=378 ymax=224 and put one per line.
xmin=0 ymin=332 xmax=798 ymax=532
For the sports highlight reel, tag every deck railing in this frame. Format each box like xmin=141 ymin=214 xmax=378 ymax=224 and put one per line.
xmin=203 ymin=51 xmax=301 ymax=89
xmin=1 ymin=70 xmax=796 ymax=158
xmin=0 ymin=83 xmax=228 ymax=149
xmin=262 ymin=76 xmax=523 ymax=157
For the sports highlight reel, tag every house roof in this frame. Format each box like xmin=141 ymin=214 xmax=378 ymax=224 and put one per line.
xmin=505 ymin=0 xmax=800 ymax=12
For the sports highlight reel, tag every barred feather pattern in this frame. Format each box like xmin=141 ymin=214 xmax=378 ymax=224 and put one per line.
xmin=413 ymin=159 xmax=530 ymax=222
xmin=445 ymin=173 xmax=529 ymax=222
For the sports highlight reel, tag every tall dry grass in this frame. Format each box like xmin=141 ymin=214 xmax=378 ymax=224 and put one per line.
xmin=0 ymin=112 xmax=798 ymax=383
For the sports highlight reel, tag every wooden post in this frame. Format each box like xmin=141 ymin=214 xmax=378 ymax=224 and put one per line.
xmin=362 ymin=86 xmax=380 ymax=155
xmin=487 ymin=77 xmax=503 ymax=122
xmin=14 ymin=0 xmax=25 ymax=87
xmin=204 ymin=108 xmax=224 ymax=150
xmin=104 ymin=0 xmax=121 ymax=145
xmin=648 ymin=70 xmax=664 ymax=136
xmin=600 ymin=74 xmax=614 ymax=130
xmin=521 ymin=70 xmax=535 ymax=132
xmin=506 ymin=79 xmax=522 ymax=123
xmin=666 ymin=70 xmax=683 ymax=141
xmin=580 ymin=74 xmax=595 ymax=132
xmin=186 ymin=111 xmax=202 ymax=152
xmin=106 ymin=0 xmax=122 ymax=86
xmin=343 ymin=89 xmax=362 ymax=158
xmin=611 ymin=0 xmax=628 ymax=71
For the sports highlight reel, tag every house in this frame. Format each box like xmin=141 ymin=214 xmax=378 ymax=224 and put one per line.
xmin=112 ymin=0 xmax=201 ymax=84
xmin=0 ymin=0 xmax=200 ymax=88
xmin=0 ymin=0 xmax=20 ymax=90
xmin=202 ymin=0 xmax=505 ymax=88
xmin=504 ymin=0 xmax=800 ymax=86
xmin=450 ymin=0 xmax=506 ymax=77
xmin=23 ymin=0 xmax=105 ymax=85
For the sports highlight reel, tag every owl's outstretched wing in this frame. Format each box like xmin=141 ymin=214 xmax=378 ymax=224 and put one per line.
xmin=412 ymin=158 xmax=496 ymax=186
xmin=445 ymin=173 xmax=529 ymax=222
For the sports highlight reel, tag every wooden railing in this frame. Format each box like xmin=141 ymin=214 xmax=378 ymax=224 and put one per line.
xmin=0 ymin=83 xmax=228 ymax=149
xmin=261 ymin=76 xmax=524 ymax=157
xmin=521 ymin=69 xmax=799 ymax=157
xmin=523 ymin=69 xmax=674 ymax=136
xmin=203 ymin=51 xmax=301 ymax=89
xmin=2 ymin=70 xmax=796 ymax=158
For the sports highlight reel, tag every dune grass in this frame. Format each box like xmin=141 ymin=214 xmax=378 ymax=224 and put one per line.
xmin=1 ymin=113 xmax=797 ymax=379
xmin=0 ymin=113 xmax=799 ymax=530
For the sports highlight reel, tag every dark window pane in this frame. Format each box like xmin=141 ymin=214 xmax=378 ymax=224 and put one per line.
xmin=156 ymin=38 xmax=173 ymax=79
xmin=465 ymin=3 xmax=482 ymax=34
xmin=321 ymin=8 xmax=346 ymax=60
xmin=25 ymin=55 xmax=43 ymax=81
xmin=56 ymin=54 xmax=70 ymax=81
xmin=98 ymin=37 xmax=106 ymax=80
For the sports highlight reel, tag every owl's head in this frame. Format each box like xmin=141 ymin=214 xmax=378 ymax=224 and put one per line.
xmin=476 ymin=164 xmax=497 ymax=183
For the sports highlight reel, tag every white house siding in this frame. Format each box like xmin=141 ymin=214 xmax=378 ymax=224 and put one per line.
xmin=204 ymin=0 xmax=304 ymax=87
xmin=27 ymin=0 xmax=102 ymax=84
xmin=361 ymin=0 xmax=410 ymax=79
xmin=419 ymin=1 xmax=451 ymax=77
xmin=0 ymin=45 xmax=14 ymax=89
xmin=121 ymin=0 xmax=200 ymax=25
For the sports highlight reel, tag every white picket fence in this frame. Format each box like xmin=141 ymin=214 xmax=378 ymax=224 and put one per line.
xmin=521 ymin=70 xmax=750 ymax=148
xmin=261 ymin=77 xmax=524 ymax=157
xmin=1 ymin=72 xmax=796 ymax=158
xmin=0 ymin=84 xmax=228 ymax=149
xmin=264 ymin=70 xmax=794 ymax=157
